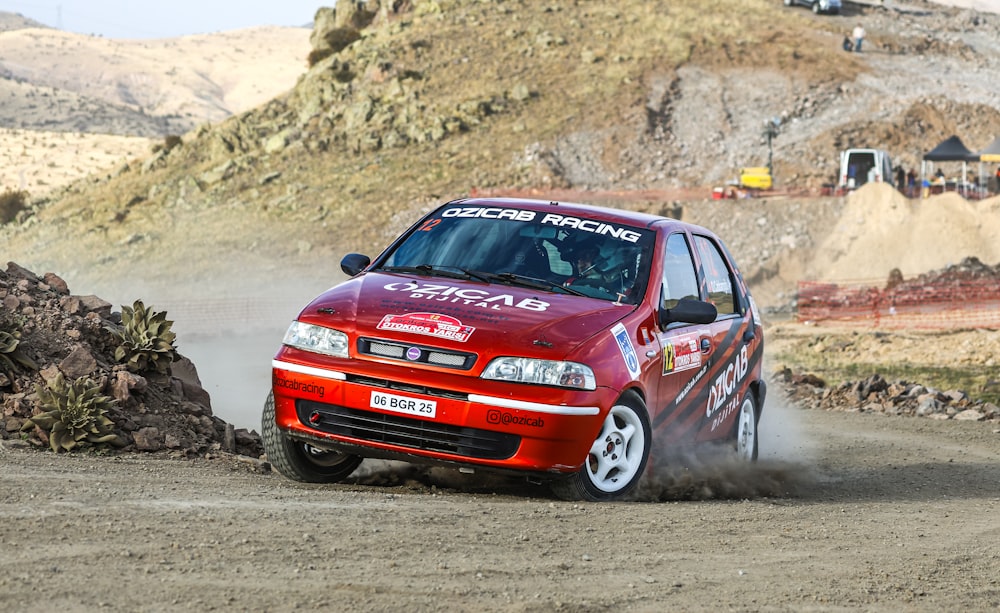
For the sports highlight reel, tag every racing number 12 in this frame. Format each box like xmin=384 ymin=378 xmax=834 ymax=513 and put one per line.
xmin=418 ymin=219 xmax=441 ymax=232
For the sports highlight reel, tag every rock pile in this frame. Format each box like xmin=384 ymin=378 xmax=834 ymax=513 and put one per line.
xmin=777 ymin=368 xmax=1000 ymax=423
xmin=0 ymin=261 xmax=263 ymax=458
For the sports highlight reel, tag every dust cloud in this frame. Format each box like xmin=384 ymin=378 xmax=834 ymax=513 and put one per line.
xmin=180 ymin=330 xmax=284 ymax=431
xmin=632 ymin=389 xmax=818 ymax=502
xmin=312 ymin=393 xmax=820 ymax=503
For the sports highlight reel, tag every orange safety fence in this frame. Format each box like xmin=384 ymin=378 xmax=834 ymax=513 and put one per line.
xmin=796 ymin=277 xmax=1000 ymax=330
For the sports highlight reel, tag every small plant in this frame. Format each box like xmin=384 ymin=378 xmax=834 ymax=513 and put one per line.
xmin=307 ymin=47 xmax=334 ymax=67
xmin=23 ymin=373 xmax=122 ymax=452
xmin=0 ymin=188 xmax=29 ymax=224
xmin=163 ymin=134 xmax=182 ymax=152
xmin=0 ymin=329 xmax=37 ymax=374
xmin=110 ymin=300 xmax=178 ymax=374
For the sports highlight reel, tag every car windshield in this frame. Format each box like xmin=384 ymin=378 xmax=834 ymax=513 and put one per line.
xmin=377 ymin=205 xmax=656 ymax=305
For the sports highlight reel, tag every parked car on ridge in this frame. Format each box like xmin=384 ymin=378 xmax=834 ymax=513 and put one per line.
xmin=783 ymin=0 xmax=841 ymax=14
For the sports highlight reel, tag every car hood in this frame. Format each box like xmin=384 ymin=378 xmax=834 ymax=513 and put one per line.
xmin=296 ymin=272 xmax=633 ymax=358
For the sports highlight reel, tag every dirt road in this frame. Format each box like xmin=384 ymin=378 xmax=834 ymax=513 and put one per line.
xmin=2 ymin=393 xmax=998 ymax=612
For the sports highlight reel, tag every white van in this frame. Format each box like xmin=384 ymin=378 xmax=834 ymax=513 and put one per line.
xmin=839 ymin=148 xmax=893 ymax=190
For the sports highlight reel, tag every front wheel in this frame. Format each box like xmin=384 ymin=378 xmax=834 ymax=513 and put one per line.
xmin=261 ymin=392 xmax=363 ymax=482
xmin=735 ymin=393 xmax=759 ymax=462
xmin=550 ymin=394 xmax=651 ymax=501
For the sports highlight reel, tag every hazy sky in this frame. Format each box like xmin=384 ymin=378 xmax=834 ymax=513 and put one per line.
xmin=0 ymin=0 xmax=327 ymax=38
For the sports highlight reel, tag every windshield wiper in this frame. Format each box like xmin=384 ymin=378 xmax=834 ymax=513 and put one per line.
xmin=378 ymin=264 xmax=491 ymax=283
xmin=484 ymin=271 xmax=588 ymax=297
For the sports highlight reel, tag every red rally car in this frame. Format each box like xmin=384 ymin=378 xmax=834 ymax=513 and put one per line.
xmin=263 ymin=197 xmax=766 ymax=501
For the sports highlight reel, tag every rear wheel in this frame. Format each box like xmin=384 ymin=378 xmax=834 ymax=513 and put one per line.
xmin=735 ymin=393 xmax=759 ymax=462
xmin=261 ymin=392 xmax=362 ymax=482
xmin=551 ymin=394 xmax=651 ymax=501
xmin=783 ymin=0 xmax=793 ymax=5
xmin=812 ymin=1 xmax=822 ymax=13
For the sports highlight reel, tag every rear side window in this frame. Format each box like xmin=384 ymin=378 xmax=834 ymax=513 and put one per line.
xmin=662 ymin=233 xmax=699 ymax=309
xmin=692 ymin=235 xmax=736 ymax=316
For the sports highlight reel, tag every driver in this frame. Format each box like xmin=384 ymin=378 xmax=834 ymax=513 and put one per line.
xmin=574 ymin=244 xmax=603 ymax=280
xmin=563 ymin=242 xmax=611 ymax=288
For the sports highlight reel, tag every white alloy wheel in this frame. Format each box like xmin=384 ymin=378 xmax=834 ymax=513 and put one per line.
xmin=550 ymin=395 xmax=651 ymax=502
xmin=735 ymin=394 xmax=759 ymax=461
xmin=585 ymin=403 xmax=648 ymax=493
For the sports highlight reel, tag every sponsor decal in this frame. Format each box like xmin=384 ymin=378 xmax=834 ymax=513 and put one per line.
xmin=706 ymin=344 xmax=749 ymax=417
xmin=377 ymin=312 xmax=476 ymax=342
xmin=383 ymin=281 xmax=550 ymax=312
xmin=710 ymin=394 xmax=741 ymax=432
xmin=405 ymin=347 xmax=422 ymax=360
xmin=708 ymin=279 xmax=732 ymax=294
xmin=675 ymin=364 xmax=708 ymax=405
xmin=273 ymin=374 xmax=325 ymax=398
xmin=537 ymin=213 xmax=643 ymax=244
xmin=486 ymin=409 xmax=545 ymax=428
xmin=440 ymin=207 xmax=643 ymax=243
xmin=442 ymin=207 xmax=537 ymax=221
xmin=611 ymin=323 xmax=641 ymax=380
xmin=662 ymin=332 xmax=702 ymax=375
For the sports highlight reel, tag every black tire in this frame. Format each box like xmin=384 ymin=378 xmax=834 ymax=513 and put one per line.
xmin=550 ymin=393 xmax=651 ymax=502
xmin=734 ymin=392 xmax=759 ymax=462
xmin=261 ymin=391 xmax=363 ymax=482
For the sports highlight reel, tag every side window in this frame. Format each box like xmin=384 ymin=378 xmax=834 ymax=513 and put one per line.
xmin=662 ymin=234 xmax=699 ymax=309
xmin=692 ymin=235 xmax=736 ymax=316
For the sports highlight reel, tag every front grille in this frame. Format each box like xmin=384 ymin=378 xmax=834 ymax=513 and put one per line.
xmin=346 ymin=375 xmax=468 ymax=401
xmin=296 ymin=400 xmax=520 ymax=460
xmin=358 ymin=337 xmax=477 ymax=370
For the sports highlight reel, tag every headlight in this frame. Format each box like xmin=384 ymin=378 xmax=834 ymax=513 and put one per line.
xmin=481 ymin=357 xmax=596 ymax=390
xmin=282 ymin=321 xmax=349 ymax=358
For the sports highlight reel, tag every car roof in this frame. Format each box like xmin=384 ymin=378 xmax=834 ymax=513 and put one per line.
xmin=444 ymin=196 xmax=704 ymax=235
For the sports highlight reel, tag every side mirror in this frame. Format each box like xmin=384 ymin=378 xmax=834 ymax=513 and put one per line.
xmin=659 ymin=297 xmax=717 ymax=329
xmin=340 ymin=253 xmax=371 ymax=276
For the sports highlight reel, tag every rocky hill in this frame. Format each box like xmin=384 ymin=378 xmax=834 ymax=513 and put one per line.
xmin=0 ymin=21 xmax=311 ymax=137
xmin=3 ymin=0 xmax=999 ymax=306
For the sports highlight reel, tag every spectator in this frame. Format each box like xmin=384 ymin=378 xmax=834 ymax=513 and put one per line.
xmin=895 ymin=166 xmax=905 ymax=191
xmin=842 ymin=36 xmax=853 ymax=52
xmin=852 ymin=24 xmax=866 ymax=53
xmin=906 ymin=168 xmax=917 ymax=196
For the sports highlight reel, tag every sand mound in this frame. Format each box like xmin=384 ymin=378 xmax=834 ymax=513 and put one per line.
xmin=807 ymin=183 xmax=1000 ymax=282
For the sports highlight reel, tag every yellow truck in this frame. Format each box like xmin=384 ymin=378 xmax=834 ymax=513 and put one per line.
xmin=739 ymin=167 xmax=772 ymax=190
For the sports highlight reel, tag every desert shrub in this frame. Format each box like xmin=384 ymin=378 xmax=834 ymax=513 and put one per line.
xmin=23 ymin=373 xmax=122 ymax=452
xmin=0 ymin=188 xmax=29 ymax=224
xmin=163 ymin=135 xmax=182 ymax=152
xmin=109 ymin=300 xmax=178 ymax=374
xmin=307 ymin=48 xmax=335 ymax=67
xmin=0 ymin=328 xmax=38 ymax=375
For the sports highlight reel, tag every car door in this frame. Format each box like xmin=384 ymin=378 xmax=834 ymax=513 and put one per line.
xmin=650 ymin=232 xmax=716 ymax=447
xmin=689 ymin=233 xmax=757 ymax=443
xmin=650 ymin=230 xmax=760 ymax=449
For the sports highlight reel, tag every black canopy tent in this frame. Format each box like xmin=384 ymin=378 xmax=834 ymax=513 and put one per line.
xmin=921 ymin=135 xmax=978 ymax=195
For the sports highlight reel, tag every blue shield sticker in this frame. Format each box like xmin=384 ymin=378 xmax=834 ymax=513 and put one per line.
xmin=611 ymin=323 xmax=641 ymax=380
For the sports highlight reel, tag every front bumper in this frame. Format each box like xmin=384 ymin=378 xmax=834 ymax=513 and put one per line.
xmin=270 ymin=354 xmax=616 ymax=474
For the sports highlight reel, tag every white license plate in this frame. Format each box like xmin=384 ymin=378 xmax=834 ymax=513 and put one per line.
xmin=370 ymin=391 xmax=437 ymax=418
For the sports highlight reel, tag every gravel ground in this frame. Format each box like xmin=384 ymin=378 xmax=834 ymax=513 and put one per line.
xmin=2 ymin=393 xmax=998 ymax=612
